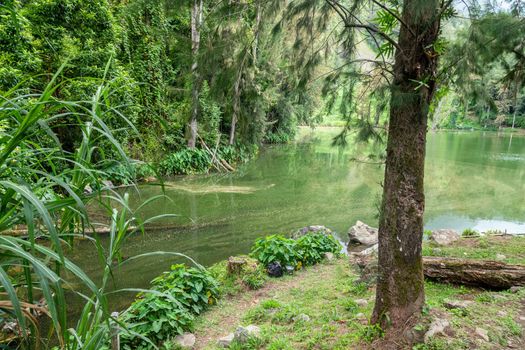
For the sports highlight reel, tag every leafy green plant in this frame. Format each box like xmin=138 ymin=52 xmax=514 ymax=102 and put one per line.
xmin=296 ymin=233 xmax=341 ymax=266
xmin=120 ymin=264 xmax=219 ymax=349
xmin=151 ymin=264 xmax=220 ymax=315
xmin=250 ymin=235 xmax=300 ymax=267
xmin=120 ymin=292 xmax=195 ymax=350
xmin=159 ymin=148 xmax=211 ymax=175
xmin=241 ymin=265 xmax=268 ymax=290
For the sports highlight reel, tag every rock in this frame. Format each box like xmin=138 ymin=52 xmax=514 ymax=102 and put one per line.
xmin=519 ymin=316 xmax=525 ymax=321
xmin=355 ymin=313 xmax=367 ymax=320
xmin=424 ymin=318 xmax=450 ymax=342
xmin=234 ymin=325 xmax=261 ymax=343
xmin=101 ymin=180 xmax=114 ymax=189
xmin=510 ymin=286 xmax=522 ymax=293
xmin=354 ymin=243 xmax=378 ymax=257
xmin=443 ymin=299 xmax=473 ymax=310
xmin=174 ymin=333 xmax=196 ymax=349
xmin=293 ymin=313 xmax=311 ymax=322
xmin=347 ymin=221 xmax=378 ymax=246
xmin=355 ymin=299 xmax=368 ymax=307
xmin=324 ymin=252 xmax=335 ymax=261
xmin=496 ymin=253 xmax=506 ymax=261
xmin=475 ymin=327 xmax=489 ymax=342
xmin=497 ymin=310 xmax=507 ymax=317
xmin=267 ymin=262 xmax=283 ymax=277
xmin=429 ymin=229 xmax=460 ymax=246
xmin=292 ymin=225 xmax=333 ymax=239
xmin=217 ymin=333 xmax=234 ymax=348
xmin=84 ymin=184 xmax=93 ymax=194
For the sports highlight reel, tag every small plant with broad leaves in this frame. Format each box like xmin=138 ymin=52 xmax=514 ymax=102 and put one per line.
xmin=151 ymin=264 xmax=220 ymax=314
xmin=296 ymin=233 xmax=341 ymax=266
xmin=250 ymin=235 xmax=300 ymax=267
xmin=121 ymin=264 xmax=219 ymax=349
xmin=120 ymin=293 xmax=194 ymax=350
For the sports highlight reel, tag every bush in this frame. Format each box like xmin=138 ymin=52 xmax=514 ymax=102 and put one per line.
xmin=159 ymin=148 xmax=211 ymax=175
xmin=251 ymin=233 xmax=341 ymax=268
xmin=250 ymin=235 xmax=300 ymax=267
xmin=151 ymin=264 xmax=220 ymax=315
xmin=296 ymin=233 xmax=341 ymax=266
xmin=121 ymin=264 xmax=219 ymax=349
xmin=121 ymin=293 xmax=194 ymax=350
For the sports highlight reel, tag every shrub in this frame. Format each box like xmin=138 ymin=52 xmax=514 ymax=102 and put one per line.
xmin=462 ymin=228 xmax=478 ymax=237
xmin=159 ymin=148 xmax=211 ymax=175
xmin=151 ymin=264 xmax=220 ymax=315
xmin=250 ymin=235 xmax=300 ymax=267
xmin=296 ymin=233 xmax=341 ymax=265
xmin=121 ymin=293 xmax=194 ymax=350
xmin=121 ymin=264 xmax=219 ymax=349
xmin=241 ymin=264 xmax=268 ymax=290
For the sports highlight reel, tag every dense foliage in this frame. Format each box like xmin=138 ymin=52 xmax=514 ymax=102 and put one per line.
xmin=251 ymin=233 xmax=341 ymax=268
xmin=0 ymin=0 xmax=328 ymax=178
xmin=121 ymin=264 xmax=219 ymax=349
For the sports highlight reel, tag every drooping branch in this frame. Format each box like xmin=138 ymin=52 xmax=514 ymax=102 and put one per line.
xmin=370 ymin=0 xmax=416 ymax=38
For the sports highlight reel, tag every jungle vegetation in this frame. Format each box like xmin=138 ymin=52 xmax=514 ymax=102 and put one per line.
xmin=1 ymin=0 xmax=525 ymax=349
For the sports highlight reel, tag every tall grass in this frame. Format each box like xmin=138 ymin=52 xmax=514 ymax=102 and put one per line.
xmin=0 ymin=62 xmax=173 ymax=349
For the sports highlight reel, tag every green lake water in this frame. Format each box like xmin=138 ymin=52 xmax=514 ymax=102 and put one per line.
xmin=69 ymin=128 xmax=525 ymax=312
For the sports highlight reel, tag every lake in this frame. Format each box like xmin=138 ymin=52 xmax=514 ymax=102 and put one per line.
xmin=69 ymin=128 xmax=525 ymax=312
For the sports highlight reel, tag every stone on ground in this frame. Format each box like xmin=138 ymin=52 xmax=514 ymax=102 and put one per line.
xmin=217 ymin=333 xmax=234 ymax=348
xmin=355 ymin=299 xmax=368 ymax=307
xmin=424 ymin=318 xmax=450 ymax=342
xmin=475 ymin=327 xmax=489 ymax=342
xmin=443 ymin=299 xmax=473 ymax=310
xmin=347 ymin=221 xmax=378 ymax=247
xmin=174 ymin=333 xmax=196 ymax=349
xmin=293 ymin=313 xmax=311 ymax=322
xmin=324 ymin=252 xmax=335 ymax=261
xmin=234 ymin=325 xmax=261 ymax=343
xmin=429 ymin=229 xmax=459 ymax=246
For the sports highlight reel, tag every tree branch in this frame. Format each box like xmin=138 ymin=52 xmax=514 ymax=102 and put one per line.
xmin=370 ymin=0 xmax=415 ymax=38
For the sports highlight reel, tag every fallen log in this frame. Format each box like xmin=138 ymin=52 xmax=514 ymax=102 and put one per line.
xmin=423 ymin=257 xmax=525 ymax=289
xmin=351 ymin=254 xmax=525 ymax=289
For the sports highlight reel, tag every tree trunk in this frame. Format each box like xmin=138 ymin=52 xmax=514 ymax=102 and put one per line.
xmin=423 ymin=257 xmax=525 ymax=289
xmin=229 ymin=73 xmax=241 ymax=145
xmin=188 ymin=0 xmax=203 ymax=149
xmin=371 ymin=0 xmax=441 ymax=330
xmin=253 ymin=2 xmax=262 ymax=64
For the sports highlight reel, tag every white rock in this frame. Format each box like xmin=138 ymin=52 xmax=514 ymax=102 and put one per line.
xmin=355 ymin=313 xmax=367 ymax=320
xmin=355 ymin=299 xmax=368 ymax=307
xmin=424 ymin=318 xmax=450 ymax=342
xmin=429 ymin=229 xmax=460 ymax=246
xmin=519 ymin=316 xmax=525 ymax=321
xmin=174 ymin=333 xmax=196 ymax=349
xmin=293 ymin=313 xmax=311 ymax=322
xmin=475 ymin=327 xmax=489 ymax=342
xmin=348 ymin=221 xmax=378 ymax=246
xmin=443 ymin=299 xmax=473 ymax=310
xmin=217 ymin=333 xmax=234 ymax=348
xmin=234 ymin=325 xmax=261 ymax=343
xmin=496 ymin=253 xmax=506 ymax=260
xmin=324 ymin=252 xmax=335 ymax=261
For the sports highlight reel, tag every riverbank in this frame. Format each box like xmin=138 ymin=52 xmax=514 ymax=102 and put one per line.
xmin=188 ymin=235 xmax=525 ymax=350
